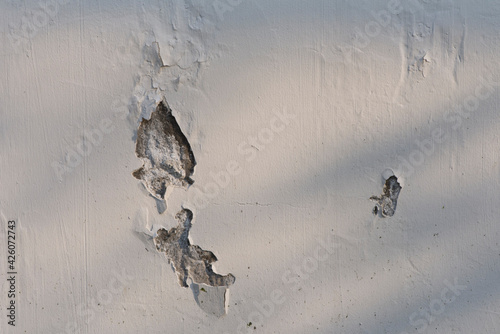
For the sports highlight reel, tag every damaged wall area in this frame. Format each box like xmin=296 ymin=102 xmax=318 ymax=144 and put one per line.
xmin=133 ymin=99 xmax=196 ymax=203
xmin=131 ymin=72 xmax=236 ymax=314
xmin=154 ymin=209 xmax=236 ymax=288
xmin=370 ymin=171 xmax=402 ymax=218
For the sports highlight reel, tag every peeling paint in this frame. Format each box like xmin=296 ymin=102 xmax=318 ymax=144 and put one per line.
xmin=154 ymin=209 xmax=235 ymax=288
xmin=370 ymin=172 xmax=402 ymax=218
xmin=191 ymin=284 xmax=228 ymax=317
xmin=133 ymin=99 xmax=196 ymax=204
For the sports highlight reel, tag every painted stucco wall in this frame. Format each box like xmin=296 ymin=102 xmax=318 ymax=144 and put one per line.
xmin=1 ymin=1 xmax=500 ymax=333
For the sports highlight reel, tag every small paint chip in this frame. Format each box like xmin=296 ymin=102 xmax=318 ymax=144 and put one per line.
xmin=370 ymin=172 xmax=402 ymax=218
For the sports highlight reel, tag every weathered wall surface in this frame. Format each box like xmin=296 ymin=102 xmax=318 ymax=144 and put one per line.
xmin=1 ymin=1 xmax=500 ymax=333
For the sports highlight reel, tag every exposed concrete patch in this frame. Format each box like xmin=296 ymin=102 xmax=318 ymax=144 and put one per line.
xmin=370 ymin=170 xmax=402 ymax=218
xmin=133 ymin=99 xmax=196 ymax=207
xmin=154 ymin=208 xmax=235 ymax=288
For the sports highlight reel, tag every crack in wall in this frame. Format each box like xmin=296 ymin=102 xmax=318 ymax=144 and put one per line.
xmin=133 ymin=99 xmax=196 ymax=205
xmin=154 ymin=209 xmax=235 ymax=288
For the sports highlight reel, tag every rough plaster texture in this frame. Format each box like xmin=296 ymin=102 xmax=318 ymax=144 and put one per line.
xmin=1 ymin=1 xmax=500 ymax=333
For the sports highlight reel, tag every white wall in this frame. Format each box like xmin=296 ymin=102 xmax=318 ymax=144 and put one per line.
xmin=1 ymin=0 xmax=500 ymax=333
